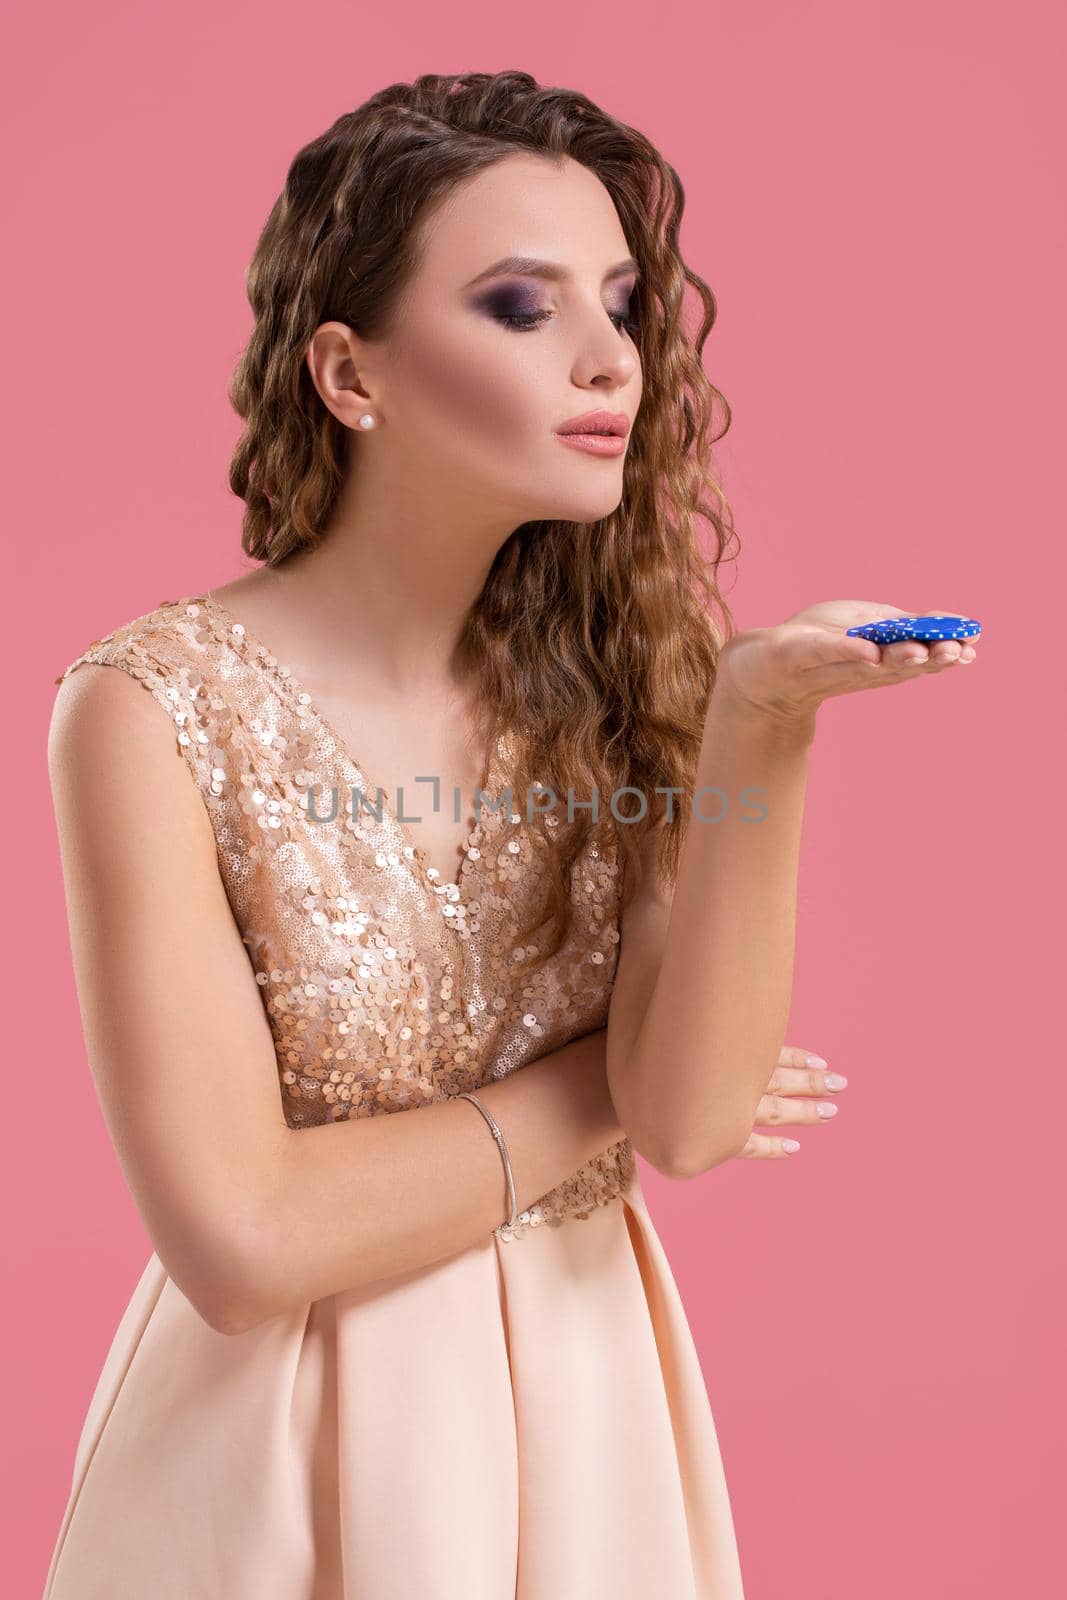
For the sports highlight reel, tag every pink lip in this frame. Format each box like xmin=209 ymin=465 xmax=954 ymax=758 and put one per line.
xmin=555 ymin=432 xmax=627 ymax=456
xmin=555 ymin=408 xmax=630 ymax=438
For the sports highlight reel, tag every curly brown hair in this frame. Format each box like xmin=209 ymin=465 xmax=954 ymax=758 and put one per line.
xmin=228 ymin=69 xmax=740 ymax=970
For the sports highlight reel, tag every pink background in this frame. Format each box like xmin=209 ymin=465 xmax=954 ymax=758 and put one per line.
xmin=7 ymin=3 xmax=1063 ymax=1594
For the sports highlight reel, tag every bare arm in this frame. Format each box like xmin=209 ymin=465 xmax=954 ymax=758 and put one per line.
xmin=606 ymin=662 xmax=816 ymax=1178
xmin=49 ymin=664 xmax=624 ymax=1338
xmin=254 ymin=1028 xmax=619 ymax=1327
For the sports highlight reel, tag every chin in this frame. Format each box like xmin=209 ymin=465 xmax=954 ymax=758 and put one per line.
xmin=537 ymin=486 xmax=626 ymax=525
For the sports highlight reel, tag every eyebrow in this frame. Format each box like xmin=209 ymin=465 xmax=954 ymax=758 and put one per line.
xmin=462 ymin=255 xmax=641 ymax=289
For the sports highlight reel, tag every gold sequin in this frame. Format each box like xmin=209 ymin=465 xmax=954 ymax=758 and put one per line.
xmin=55 ymin=594 xmax=634 ymax=1242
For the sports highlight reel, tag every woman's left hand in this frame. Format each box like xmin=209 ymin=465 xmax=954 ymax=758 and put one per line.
xmin=733 ymin=1044 xmax=847 ymax=1159
xmin=715 ymin=599 xmax=980 ymax=737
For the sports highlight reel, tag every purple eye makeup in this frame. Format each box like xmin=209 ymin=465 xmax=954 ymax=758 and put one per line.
xmin=467 ymin=271 xmax=640 ymax=338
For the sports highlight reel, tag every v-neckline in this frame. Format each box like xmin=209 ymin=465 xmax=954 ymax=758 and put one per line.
xmin=193 ymin=591 xmax=506 ymax=904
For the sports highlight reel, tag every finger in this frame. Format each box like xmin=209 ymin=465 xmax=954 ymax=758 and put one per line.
xmin=767 ymin=1063 xmax=848 ymax=1096
xmin=881 ymin=638 xmax=963 ymax=670
xmin=776 ymin=1044 xmax=829 ymax=1072
xmin=880 ymin=609 xmax=982 ymax=670
xmin=865 ymin=638 xmax=979 ymax=679
xmin=790 ymin=630 xmax=883 ymax=672
xmin=769 ymin=1048 xmax=846 ymax=1097
xmin=752 ymin=1091 xmax=840 ymax=1127
xmin=798 ymin=612 xmax=980 ymax=682
xmin=735 ymin=1131 xmax=801 ymax=1158
xmin=926 ymin=640 xmax=963 ymax=664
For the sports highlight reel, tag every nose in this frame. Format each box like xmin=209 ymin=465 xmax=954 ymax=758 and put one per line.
xmin=570 ymin=307 xmax=639 ymax=392
xmin=573 ymin=341 xmax=638 ymax=393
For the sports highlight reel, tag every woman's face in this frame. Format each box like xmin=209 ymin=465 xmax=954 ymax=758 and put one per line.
xmin=332 ymin=153 xmax=643 ymax=529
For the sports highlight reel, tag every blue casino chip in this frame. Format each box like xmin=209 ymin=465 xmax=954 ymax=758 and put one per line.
xmin=846 ymin=613 xmax=982 ymax=645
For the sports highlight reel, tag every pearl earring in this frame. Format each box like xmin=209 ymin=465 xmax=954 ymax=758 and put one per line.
xmin=358 ymin=413 xmax=376 ymax=430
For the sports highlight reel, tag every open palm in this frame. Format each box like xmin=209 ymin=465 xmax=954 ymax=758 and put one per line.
xmin=717 ymin=599 xmax=980 ymax=729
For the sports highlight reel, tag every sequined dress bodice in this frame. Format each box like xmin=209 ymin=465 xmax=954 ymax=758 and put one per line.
xmin=56 ymin=594 xmax=634 ymax=1241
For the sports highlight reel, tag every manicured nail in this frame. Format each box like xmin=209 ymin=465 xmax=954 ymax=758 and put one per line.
xmin=806 ymin=1054 xmax=828 ymax=1067
xmin=782 ymin=1138 xmax=800 ymax=1152
xmin=825 ymin=1072 xmax=848 ymax=1089
xmin=816 ymin=1102 xmax=838 ymax=1118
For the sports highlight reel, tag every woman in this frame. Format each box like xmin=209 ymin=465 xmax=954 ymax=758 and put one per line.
xmin=44 ymin=70 xmax=976 ymax=1599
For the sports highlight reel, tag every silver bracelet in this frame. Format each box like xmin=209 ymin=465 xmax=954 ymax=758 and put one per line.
xmin=456 ymin=1091 xmax=519 ymax=1232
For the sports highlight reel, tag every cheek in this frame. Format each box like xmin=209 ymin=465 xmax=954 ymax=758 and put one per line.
xmin=392 ymin=322 xmax=549 ymax=445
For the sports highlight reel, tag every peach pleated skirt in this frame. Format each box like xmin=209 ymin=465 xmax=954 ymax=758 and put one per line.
xmin=42 ymin=1171 xmax=745 ymax=1598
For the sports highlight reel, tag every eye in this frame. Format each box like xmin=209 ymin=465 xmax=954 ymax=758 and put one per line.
xmin=494 ymin=307 xmax=640 ymax=336
xmin=494 ymin=310 xmax=553 ymax=331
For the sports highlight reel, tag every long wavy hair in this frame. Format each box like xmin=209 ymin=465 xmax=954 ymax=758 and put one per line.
xmin=228 ymin=69 xmax=740 ymax=970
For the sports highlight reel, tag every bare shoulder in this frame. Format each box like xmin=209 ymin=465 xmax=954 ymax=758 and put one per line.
xmin=49 ymin=654 xmax=216 ymax=857
xmin=51 ymin=643 xmax=175 ymax=748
